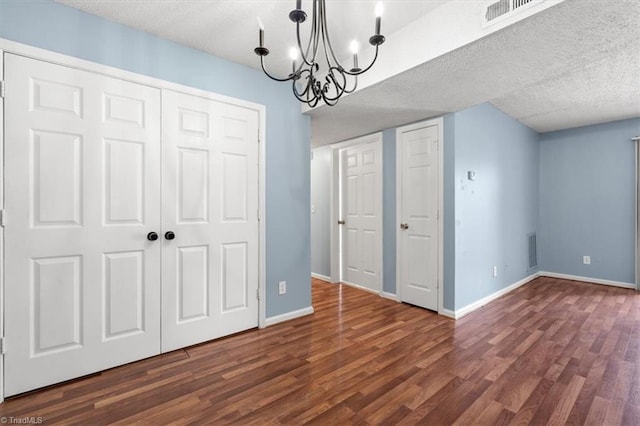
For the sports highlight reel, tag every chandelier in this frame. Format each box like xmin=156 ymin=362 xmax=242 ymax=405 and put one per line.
xmin=254 ymin=1 xmax=386 ymax=107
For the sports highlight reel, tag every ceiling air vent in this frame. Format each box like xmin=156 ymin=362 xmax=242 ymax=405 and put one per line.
xmin=484 ymin=0 xmax=541 ymax=26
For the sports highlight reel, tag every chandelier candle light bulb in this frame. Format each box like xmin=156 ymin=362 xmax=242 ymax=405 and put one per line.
xmin=350 ymin=40 xmax=360 ymax=71
xmin=375 ymin=1 xmax=384 ymax=35
xmin=257 ymin=16 xmax=264 ymax=47
xmin=289 ymin=47 xmax=299 ymax=75
xmin=253 ymin=0 xmax=386 ymax=106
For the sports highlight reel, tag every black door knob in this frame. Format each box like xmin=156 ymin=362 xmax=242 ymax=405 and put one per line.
xmin=165 ymin=231 xmax=175 ymax=240
xmin=147 ymin=232 xmax=159 ymax=241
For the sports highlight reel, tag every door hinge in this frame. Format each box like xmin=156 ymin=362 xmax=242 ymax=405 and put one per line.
xmin=256 ymin=288 xmax=260 ymax=301
xmin=0 ymin=209 xmax=5 ymax=227
xmin=0 ymin=337 xmax=6 ymax=355
xmin=257 ymin=208 xmax=260 ymax=221
xmin=0 ymin=81 xmax=5 ymax=99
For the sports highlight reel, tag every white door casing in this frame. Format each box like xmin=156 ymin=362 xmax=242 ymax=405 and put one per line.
xmin=339 ymin=140 xmax=382 ymax=292
xmin=0 ymin=44 xmax=5 ymax=404
xmin=161 ymin=90 xmax=259 ymax=352
xmin=396 ymin=119 xmax=443 ymax=312
xmin=4 ymin=54 xmax=162 ymax=396
xmin=635 ymin=136 xmax=639 ymax=290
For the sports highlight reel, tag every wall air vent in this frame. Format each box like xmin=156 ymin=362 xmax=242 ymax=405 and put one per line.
xmin=483 ymin=0 xmax=543 ymax=27
xmin=528 ymin=233 xmax=538 ymax=270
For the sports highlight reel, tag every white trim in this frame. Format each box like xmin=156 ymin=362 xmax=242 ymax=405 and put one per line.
xmin=0 ymin=46 xmax=4 ymax=404
xmin=329 ymin=148 xmax=340 ymax=282
xmin=258 ymin=107 xmax=267 ymax=328
xmin=342 ymin=280 xmax=380 ymax=295
xmin=395 ymin=118 xmax=444 ymax=314
xmin=0 ymin=39 xmax=262 ymax=112
xmin=439 ymin=309 xmax=456 ymax=319
xmin=0 ymin=39 xmax=267 ymax=342
xmin=635 ymin=137 xmax=639 ymax=291
xmin=329 ymin=133 xmax=384 ymax=294
xmin=539 ymin=271 xmax=636 ymax=290
xmin=452 ymin=273 xmax=541 ymax=319
xmin=264 ymin=306 xmax=314 ymax=327
xmin=447 ymin=271 xmax=636 ymax=320
xmin=311 ymin=273 xmax=332 ymax=282
xmin=380 ymin=291 xmax=400 ymax=302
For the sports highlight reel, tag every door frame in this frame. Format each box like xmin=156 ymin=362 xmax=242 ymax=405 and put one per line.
xmin=0 ymin=43 xmax=4 ymax=404
xmin=329 ymin=133 xmax=383 ymax=294
xmin=395 ymin=117 xmax=444 ymax=313
xmin=635 ymin=136 xmax=639 ymax=290
xmin=0 ymin=39 xmax=268 ymax=402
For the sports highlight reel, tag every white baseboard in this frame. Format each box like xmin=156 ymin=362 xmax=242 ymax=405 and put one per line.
xmin=264 ymin=306 xmax=314 ymax=327
xmin=380 ymin=291 xmax=400 ymax=302
xmin=439 ymin=309 xmax=456 ymax=319
xmin=311 ymin=273 xmax=332 ymax=282
xmin=539 ymin=271 xmax=637 ymax=290
xmin=342 ymin=280 xmax=380 ymax=295
xmin=452 ymin=272 xmax=541 ymax=319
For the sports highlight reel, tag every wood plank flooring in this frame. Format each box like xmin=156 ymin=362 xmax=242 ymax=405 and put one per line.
xmin=1 ymin=277 xmax=638 ymax=425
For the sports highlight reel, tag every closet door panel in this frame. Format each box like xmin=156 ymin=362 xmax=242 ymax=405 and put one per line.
xmin=3 ymin=54 xmax=162 ymax=396
xmin=161 ymin=91 xmax=259 ymax=352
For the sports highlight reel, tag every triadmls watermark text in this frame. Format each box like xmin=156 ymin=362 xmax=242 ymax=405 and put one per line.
xmin=1 ymin=416 xmax=44 ymax=425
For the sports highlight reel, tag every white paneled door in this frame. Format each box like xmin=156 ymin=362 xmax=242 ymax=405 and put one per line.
xmin=4 ymin=54 xmax=162 ymax=396
xmin=161 ymin=91 xmax=259 ymax=352
xmin=398 ymin=122 xmax=440 ymax=311
xmin=3 ymin=54 xmax=261 ymax=396
xmin=340 ymin=141 xmax=381 ymax=292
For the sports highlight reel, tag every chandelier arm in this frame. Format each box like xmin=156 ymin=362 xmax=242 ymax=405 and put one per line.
xmin=296 ymin=1 xmax=317 ymax=68
xmin=343 ymin=74 xmax=358 ymax=94
xmin=291 ymin=81 xmax=314 ymax=105
xmin=311 ymin=0 xmax=323 ymax=66
xmin=343 ymin=45 xmax=380 ymax=76
xmin=321 ymin=68 xmax=348 ymax=102
xmin=307 ymin=84 xmax=320 ymax=108
xmin=259 ymin=57 xmax=295 ymax=82
xmin=322 ymin=90 xmax=340 ymax=106
xmin=294 ymin=70 xmax=313 ymax=97
xmin=319 ymin=0 xmax=345 ymax=70
xmin=296 ymin=22 xmax=314 ymax=67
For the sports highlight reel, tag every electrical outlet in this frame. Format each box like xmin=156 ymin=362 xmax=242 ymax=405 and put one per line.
xmin=583 ymin=256 xmax=591 ymax=265
xmin=493 ymin=266 xmax=498 ymax=277
xmin=278 ymin=280 xmax=287 ymax=295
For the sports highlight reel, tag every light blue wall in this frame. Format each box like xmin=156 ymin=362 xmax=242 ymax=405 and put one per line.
xmin=0 ymin=0 xmax=312 ymax=317
xmin=453 ymin=104 xmax=540 ymax=310
xmin=311 ymin=147 xmax=331 ymax=277
xmin=539 ymin=118 xmax=639 ymax=284
xmin=382 ymin=129 xmax=397 ymax=294
xmin=442 ymin=113 xmax=456 ymax=310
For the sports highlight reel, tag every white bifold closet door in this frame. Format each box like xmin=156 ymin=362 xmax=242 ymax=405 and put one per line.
xmin=161 ymin=91 xmax=259 ymax=353
xmin=3 ymin=54 xmax=260 ymax=396
xmin=4 ymin=54 xmax=162 ymax=396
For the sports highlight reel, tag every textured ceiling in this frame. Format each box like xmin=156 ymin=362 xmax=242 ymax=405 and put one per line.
xmin=56 ymin=0 xmax=448 ymax=78
xmin=56 ymin=0 xmax=640 ymax=146
xmin=308 ymin=0 xmax=640 ymax=145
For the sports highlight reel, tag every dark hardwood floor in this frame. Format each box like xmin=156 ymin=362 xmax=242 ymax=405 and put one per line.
xmin=1 ymin=276 xmax=638 ymax=425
